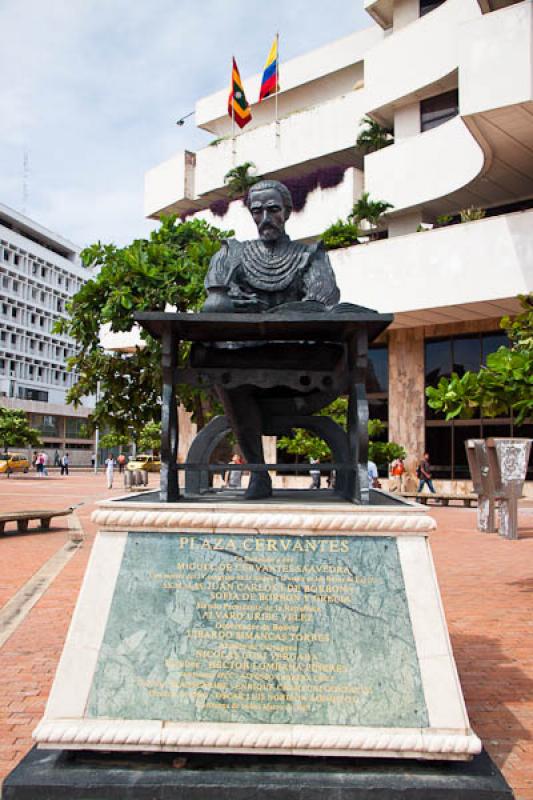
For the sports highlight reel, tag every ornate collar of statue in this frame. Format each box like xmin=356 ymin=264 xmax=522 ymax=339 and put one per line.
xmin=240 ymin=236 xmax=309 ymax=291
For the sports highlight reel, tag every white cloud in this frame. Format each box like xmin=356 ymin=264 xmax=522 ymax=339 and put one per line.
xmin=0 ymin=0 xmax=369 ymax=247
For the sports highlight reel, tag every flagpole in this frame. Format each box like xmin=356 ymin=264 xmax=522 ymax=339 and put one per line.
xmin=275 ymin=32 xmax=280 ymax=146
xmin=231 ymin=58 xmax=236 ymax=165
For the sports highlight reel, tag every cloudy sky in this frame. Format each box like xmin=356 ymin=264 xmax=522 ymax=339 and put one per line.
xmin=0 ymin=1 xmax=369 ymax=249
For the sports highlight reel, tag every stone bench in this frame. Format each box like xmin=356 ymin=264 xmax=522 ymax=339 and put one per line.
xmin=0 ymin=507 xmax=74 ymax=534
xmin=398 ymin=492 xmax=478 ymax=508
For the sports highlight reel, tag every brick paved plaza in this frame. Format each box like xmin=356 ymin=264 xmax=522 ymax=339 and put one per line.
xmin=0 ymin=471 xmax=531 ymax=798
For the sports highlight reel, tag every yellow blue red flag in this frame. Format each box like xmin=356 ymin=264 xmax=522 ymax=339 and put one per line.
xmin=259 ymin=36 xmax=279 ymax=102
xmin=228 ymin=57 xmax=252 ymax=129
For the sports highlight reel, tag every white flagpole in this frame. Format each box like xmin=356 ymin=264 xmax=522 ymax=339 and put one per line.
xmin=231 ymin=59 xmax=236 ymax=165
xmin=275 ymin=32 xmax=280 ymax=145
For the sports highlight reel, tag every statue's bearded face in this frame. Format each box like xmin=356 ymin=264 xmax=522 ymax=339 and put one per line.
xmin=248 ymin=188 xmax=287 ymax=243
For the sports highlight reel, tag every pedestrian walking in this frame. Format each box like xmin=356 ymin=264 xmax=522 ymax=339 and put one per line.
xmin=36 ymin=452 xmax=45 ymax=477
xmin=117 ymin=453 xmax=127 ymax=474
xmin=105 ymin=455 xmax=115 ymax=489
xmin=42 ymin=451 xmax=49 ymax=477
xmin=60 ymin=452 xmax=69 ymax=476
xmin=417 ymin=452 xmax=436 ymax=494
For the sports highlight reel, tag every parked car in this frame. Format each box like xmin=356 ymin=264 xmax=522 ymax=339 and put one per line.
xmin=0 ymin=453 xmax=30 ymax=475
xmin=126 ymin=454 xmax=161 ymax=473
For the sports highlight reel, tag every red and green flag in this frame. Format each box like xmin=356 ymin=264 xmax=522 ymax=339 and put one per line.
xmin=228 ymin=57 xmax=252 ymax=129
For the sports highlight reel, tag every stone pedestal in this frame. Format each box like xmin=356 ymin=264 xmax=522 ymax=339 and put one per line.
xmin=32 ymin=495 xmax=480 ymax=762
xmin=3 ymin=746 xmax=513 ymax=800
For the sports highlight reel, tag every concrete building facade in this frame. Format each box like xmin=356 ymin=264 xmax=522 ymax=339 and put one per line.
xmin=144 ymin=0 xmax=533 ymax=484
xmin=0 ymin=203 xmax=95 ymax=465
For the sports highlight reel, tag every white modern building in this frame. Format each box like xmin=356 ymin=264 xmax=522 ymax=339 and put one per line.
xmin=0 ymin=203 xmax=95 ymax=464
xmin=145 ymin=0 xmax=533 ymax=483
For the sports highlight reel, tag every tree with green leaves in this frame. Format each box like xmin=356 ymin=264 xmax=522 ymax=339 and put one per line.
xmin=223 ymin=162 xmax=261 ymax=199
xmin=138 ymin=421 xmax=161 ymax=454
xmin=426 ymin=294 xmax=533 ymax=424
xmin=356 ymin=116 xmax=393 ymax=153
xmin=0 ymin=407 xmax=41 ymax=451
xmin=349 ymin=191 xmax=394 ymax=234
xmin=56 ymin=217 xmax=231 ymax=440
xmin=277 ymin=398 xmax=406 ymax=466
xmin=320 ymin=219 xmax=361 ymax=251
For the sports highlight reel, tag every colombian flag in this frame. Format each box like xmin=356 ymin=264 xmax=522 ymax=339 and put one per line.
xmin=259 ymin=36 xmax=279 ymax=102
xmin=228 ymin=57 xmax=252 ymax=129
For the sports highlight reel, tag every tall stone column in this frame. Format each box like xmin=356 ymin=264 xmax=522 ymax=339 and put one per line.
xmin=388 ymin=328 xmax=425 ymax=470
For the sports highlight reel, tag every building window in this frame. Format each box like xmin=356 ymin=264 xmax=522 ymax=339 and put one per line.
xmin=21 ymin=388 xmax=48 ymax=402
xmin=32 ymin=414 xmax=59 ymax=435
xmin=421 ymin=89 xmax=459 ymax=132
xmin=420 ymin=0 xmax=445 ymax=16
xmin=65 ymin=417 xmax=88 ymax=438
xmin=423 ymin=331 xmax=528 ymax=478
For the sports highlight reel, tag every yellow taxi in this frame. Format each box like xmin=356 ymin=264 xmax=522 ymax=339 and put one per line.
xmin=126 ymin=454 xmax=161 ymax=473
xmin=0 ymin=453 xmax=31 ymax=475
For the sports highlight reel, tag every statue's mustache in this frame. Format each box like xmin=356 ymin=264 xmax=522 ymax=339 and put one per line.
xmin=258 ymin=221 xmax=281 ymax=232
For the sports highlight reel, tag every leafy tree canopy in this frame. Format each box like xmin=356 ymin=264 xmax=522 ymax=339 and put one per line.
xmin=320 ymin=219 xmax=361 ymax=251
xmin=0 ymin=407 xmax=41 ymax=450
xmin=56 ymin=217 xmax=231 ymax=439
xmin=356 ymin=116 xmax=393 ymax=153
xmin=277 ymin=398 xmax=406 ymax=465
xmin=223 ymin=162 xmax=262 ymax=199
xmin=426 ymin=294 xmax=533 ymax=424
xmin=138 ymin=421 xmax=161 ymax=454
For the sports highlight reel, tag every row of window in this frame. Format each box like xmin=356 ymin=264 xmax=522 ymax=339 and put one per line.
xmin=0 ymin=359 xmax=73 ymax=385
xmin=1 ymin=246 xmax=82 ymax=292
xmin=0 ymin=329 xmax=73 ymax=360
xmin=366 ymin=334 xmax=531 ymax=479
xmin=32 ymin=415 xmax=89 ymax=438
xmin=1 ymin=274 xmax=68 ymax=310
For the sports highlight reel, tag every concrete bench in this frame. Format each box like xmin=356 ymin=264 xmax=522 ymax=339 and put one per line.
xmin=0 ymin=507 xmax=74 ymax=534
xmin=398 ymin=492 xmax=478 ymax=508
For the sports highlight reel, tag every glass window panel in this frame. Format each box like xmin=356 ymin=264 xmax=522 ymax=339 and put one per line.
xmin=65 ymin=418 xmax=87 ymax=438
xmin=425 ymin=339 xmax=452 ymax=384
xmin=421 ymin=90 xmax=459 ymax=132
xmin=482 ymin=332 xmax=510 ymax=364
xmin=367 ymin=346 xmax=388 ymax=394
xmin=453 ymin=336 xmax=481 ymax=376
xmin=368 ymin=398 xmax=388 ymax=423
xmin=425 ymin=426 xmax=452 ymax=479
xmin=420 ymin=0 xmax=445 ymax=15
xmin=453 ymin=424 xmax=482 ymax=479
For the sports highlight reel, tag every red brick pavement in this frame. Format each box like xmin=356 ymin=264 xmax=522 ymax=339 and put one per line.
xmin=0 ymin=475 xmax=531 ymax=797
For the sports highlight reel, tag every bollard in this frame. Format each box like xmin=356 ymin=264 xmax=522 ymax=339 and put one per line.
xmin=465 ymin=440 xmax=497 ymax=533
xmin=487 ymin=438 xmax=531 ymax=540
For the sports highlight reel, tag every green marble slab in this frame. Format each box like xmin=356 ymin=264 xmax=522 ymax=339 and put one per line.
xmin=87 ymin=533 xmax=428 ymax=728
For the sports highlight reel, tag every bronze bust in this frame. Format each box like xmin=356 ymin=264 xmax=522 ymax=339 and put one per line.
xmin=203 ymin=180 xmax=340 ymax=314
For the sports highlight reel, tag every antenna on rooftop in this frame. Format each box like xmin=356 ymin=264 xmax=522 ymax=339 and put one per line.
xmin=22 ymin=149 xmax=29 ymax=214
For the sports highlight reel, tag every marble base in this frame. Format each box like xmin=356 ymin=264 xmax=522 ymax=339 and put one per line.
xmin=33 ymin=497 xmax=481 ymax=761
xmin=3 ymin=747 xmax=514 ymax=799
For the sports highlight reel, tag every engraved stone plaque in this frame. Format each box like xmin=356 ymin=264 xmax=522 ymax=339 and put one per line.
xmin=87 ymin=533 xmax=428 ymax=728
xmin=34 ymin=501 xmax=481 ymax=759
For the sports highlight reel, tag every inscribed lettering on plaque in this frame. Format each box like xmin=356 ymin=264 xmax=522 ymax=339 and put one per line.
xmin=87 ymin=533 xmax=428 ymax=727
